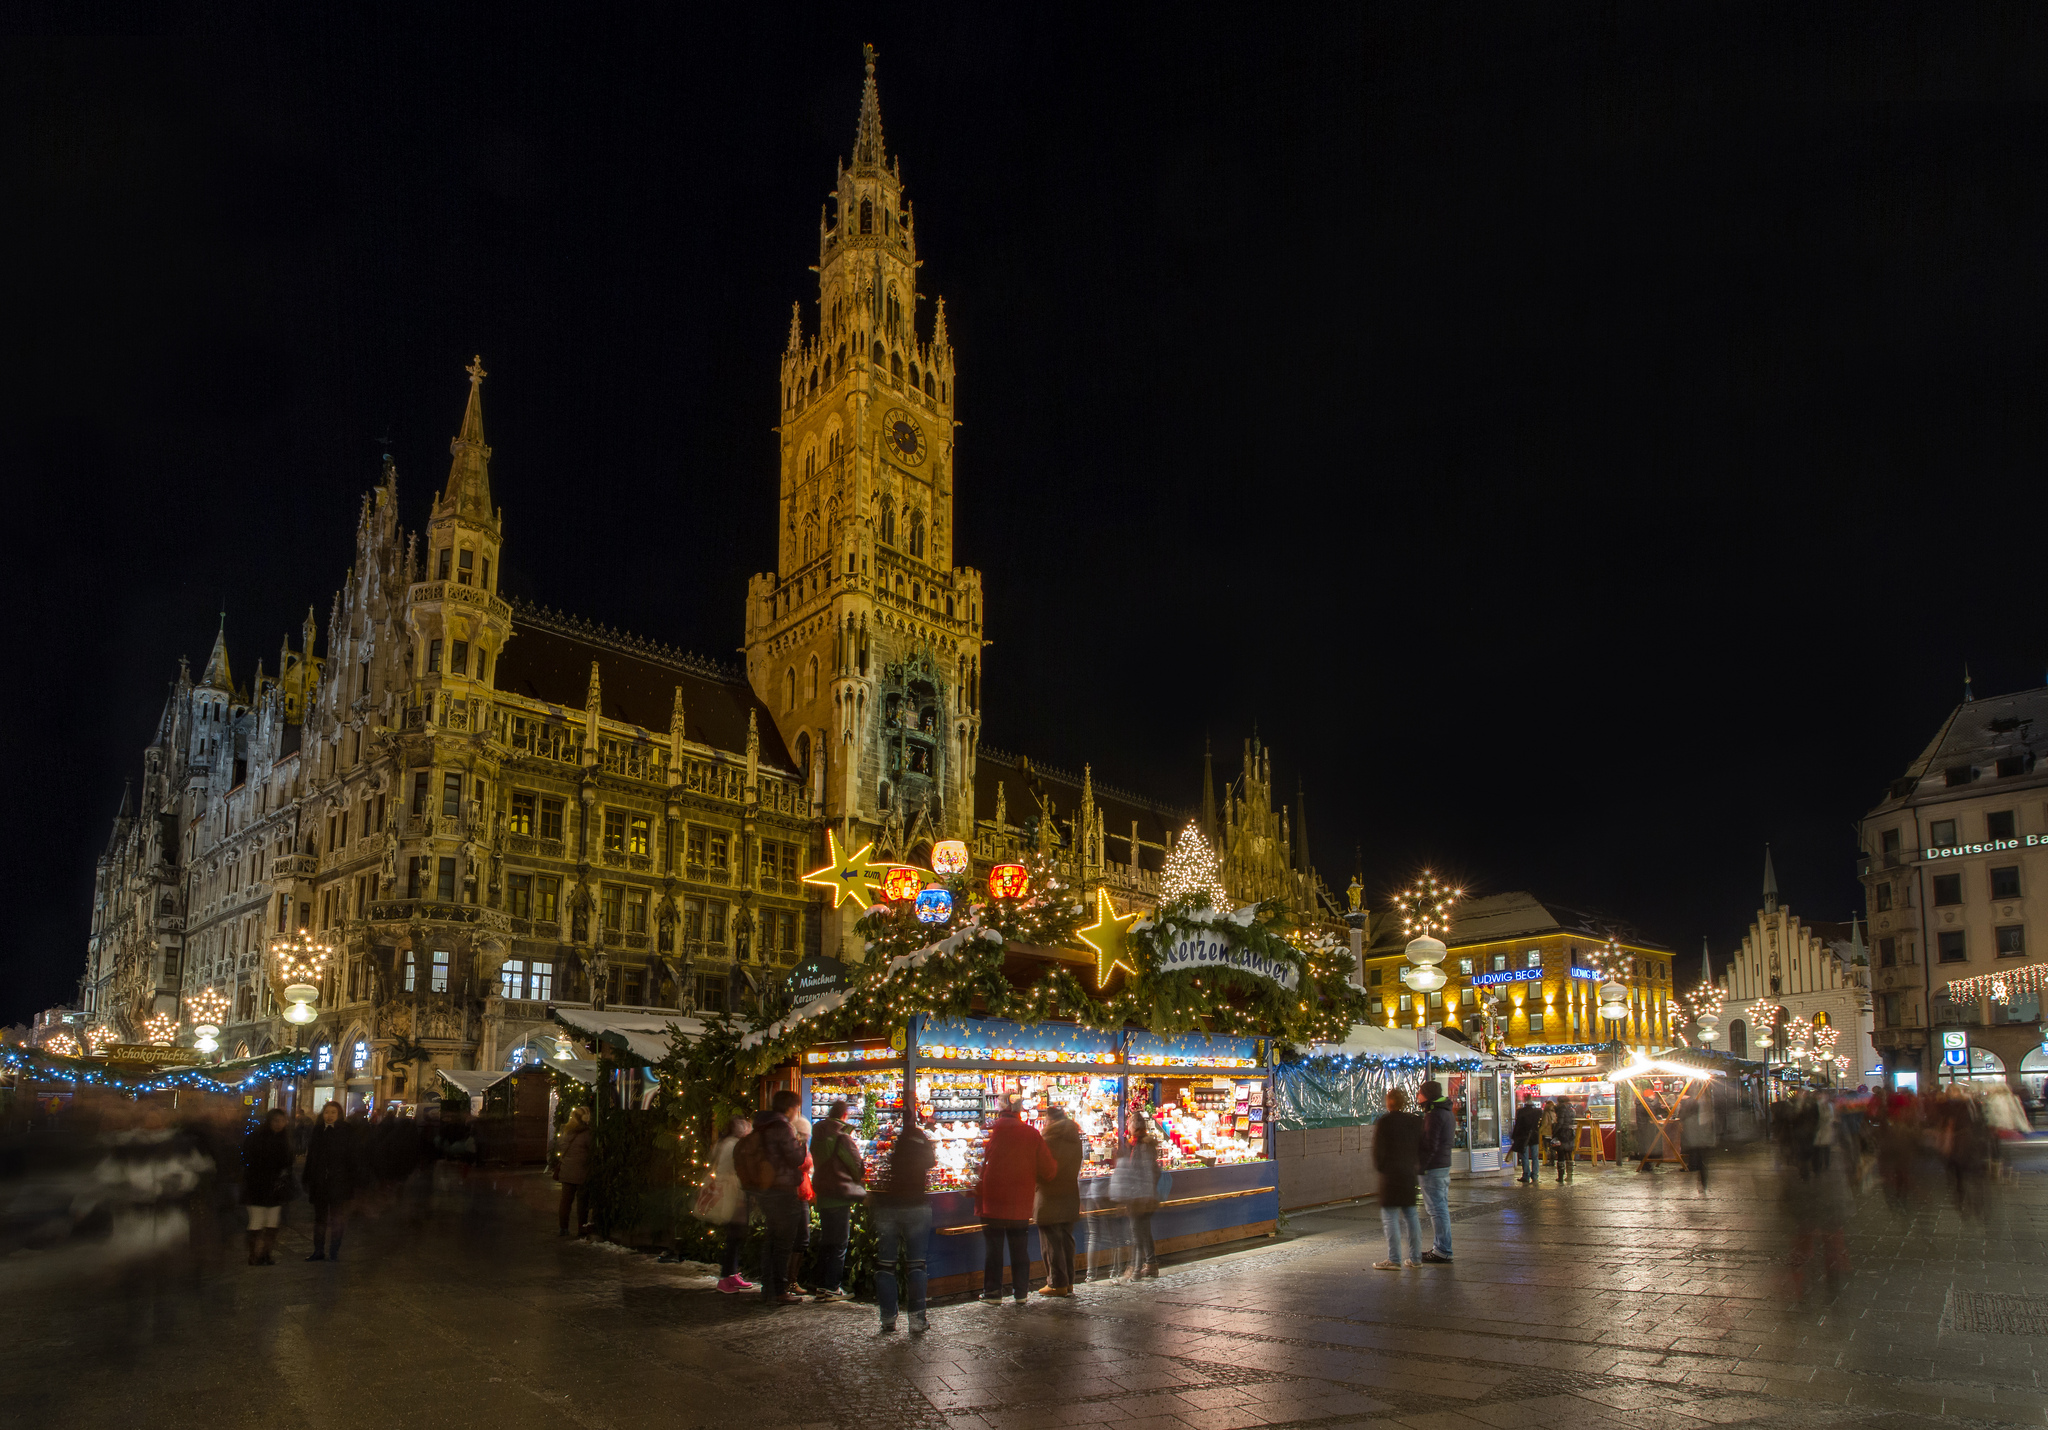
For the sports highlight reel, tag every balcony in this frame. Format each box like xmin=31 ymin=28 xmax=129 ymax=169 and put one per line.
xmin=368 ymin=899 xmax=490 ymax=926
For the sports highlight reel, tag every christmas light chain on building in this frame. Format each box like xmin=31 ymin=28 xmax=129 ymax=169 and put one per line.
xmin=1393 ymin=869 xmax=1462 ymax=941
xmin=1158 ymin=822 xmax=1231 ymax=910
xmin=0 ymin=1044 xmax=313 ymax=1095
xmin=1946 ymin=961 xmax=2048 ymax=1004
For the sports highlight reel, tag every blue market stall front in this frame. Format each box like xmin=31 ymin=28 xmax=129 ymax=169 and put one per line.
xmin=801 ymin=1015 xmax=1278 ymax=1296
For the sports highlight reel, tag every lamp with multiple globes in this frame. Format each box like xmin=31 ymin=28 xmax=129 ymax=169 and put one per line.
xmin=272 ymin=929 xmax=334 ymax=1027
xmin=1402 ymin=935 xmax=1449 ymax=994
xmin=186 ymin=986 xmax=231 ymax=1055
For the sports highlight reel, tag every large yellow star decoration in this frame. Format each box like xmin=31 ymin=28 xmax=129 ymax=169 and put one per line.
xmin=802 ymin=828 xmax=891 ymax=910
xmin=1077 ymin=887 xmax=1143 ymax=987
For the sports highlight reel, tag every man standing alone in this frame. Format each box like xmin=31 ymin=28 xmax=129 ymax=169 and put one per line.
xmin=1417 ymin=1080 xmax=1454 ymax=1265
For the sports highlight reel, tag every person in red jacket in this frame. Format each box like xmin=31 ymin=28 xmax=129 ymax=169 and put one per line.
xmin=975 ymin=1096 xmax=1055 ymax=1303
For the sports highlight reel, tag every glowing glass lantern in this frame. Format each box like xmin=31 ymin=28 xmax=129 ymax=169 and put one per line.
xmin=988 ymin=862 xmax=1030 ymax=899
xmin=881 ymin=866 xmax=924 ymax=902
xmin=914 ymin=887 xmax=954 ymax=924
xmin=930 ymin=839 xmax=970 ymax=877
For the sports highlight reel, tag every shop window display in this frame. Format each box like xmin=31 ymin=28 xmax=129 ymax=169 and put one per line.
xmin=1142 ymin=1075 xmax=1267 ymax=1169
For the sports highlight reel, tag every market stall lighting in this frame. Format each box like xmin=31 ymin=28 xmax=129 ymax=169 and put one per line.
xmin=882 ymin=866 xmax=924 ymax=902
xmin=914 ymin=888 xmax=954 ymax=924
xmin=186 ymin=986 xmax=230 ymax=1054
xmin=929 ymin=840 xmax=970 ymax=877
xmin=0 ymin=1044 xmax=314 ymax=1096
xmin=802 ymin=829 xmax=891 ymax=910
xmin=84 ymin=1025 xmax=115 ymax=1057
xmin=987 ymin=862 xmax=1030 ymax=899
xmin=1607 ymin=1056 xmax=1725 ymax=1083
xmin=42 ymin=1033 xmax=80 ymax=1059
xmin=139 ymin=1012 xmax=178 ymax=1047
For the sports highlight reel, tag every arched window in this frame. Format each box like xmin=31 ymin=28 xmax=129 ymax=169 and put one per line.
xmin=860 ymin=198 xmax=873 ymax=234
xmin=836 ymin=343 xmax=846 ymax=370
xmin=924 ymin=371 xmax=936 ymax=397
xmin=911 ymin=582 xmax=921 ymax=603
xmin=783 ymin=668 xmax=796 ymax=713
xmin=872 ymin=340 xmax=886 ymax=366
xmin=946 ymin=595 xmax=954 ymax=618
xmin=881 ymin=504 xmax=895 ymax=546
xmin=806 ymin=655 xmax=818 ymax=700
xmin=795 ymin=731 xmax=811 ymax=783
xmin=909 ymin=363 xmax=920 ymax=388
xmin=940 ymin=381 xmax=947 ymax=402
xmin=910 ymin=510 xmax=925 ymax=558
xmin=878 ymin=781 xmax=891 ymax=810
xmin=891 ymin=352 xmax=903 ymax=378
xmin=1729 ymin=1020 xmax=1747 ymax=1058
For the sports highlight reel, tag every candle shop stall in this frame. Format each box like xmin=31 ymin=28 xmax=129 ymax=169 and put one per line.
xmin=800 ymin=1015 xmax=1277 ymax=1297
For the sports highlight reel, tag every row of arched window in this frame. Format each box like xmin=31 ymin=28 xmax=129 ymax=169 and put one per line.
xmin=787 ymin=343 xmax=946 ymax=408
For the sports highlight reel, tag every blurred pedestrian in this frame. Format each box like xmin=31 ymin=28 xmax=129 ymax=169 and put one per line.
xmin=977 ymin=1094 xmax=1056 ymax=1301
xmin=302 ymin=1102 xmax=361 ymax=1261
xmin=1417 ymin=1080 xmax=1454 ymax=1264
xmin=1373 ymin=1087 xmax=1422 ymax=1270
xmin=1678 ymin=1084 xmax=1712 ymax=1193
xmin=241 ymin=1108 xmax=294 ymax=1266
xmin=1549 ymin=1097 xmax=1577 ymax=1183
xmin=696 ymin=1113 xmax=755 ymax=1294
xmin=1635 ymin=1089 xmax=1668 ymax=1172
xmin=1035 ymin=1105 xmax=1082 ymax=1296
xmin=553 ymin=1106 xmax=592 ymax=1238
xmin=874 ymin=1110 xmax=937 ymax=1333
xmin=1510 ymin=1094 xmax=1543 ymax=1184
xmin=1110 ymin=1112 xmax=1163 ymax=1283
xmin=747 ymin=1090 xmax=809 ymax=1304
xmin=809 ymin=1100 xmax=866 ymax=1301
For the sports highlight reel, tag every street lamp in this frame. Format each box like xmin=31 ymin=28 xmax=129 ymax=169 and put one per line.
xmin=187 ymin=986 xmax=230 ymax=1057
xmin=272 ymin=929 xmax=334 ymax=1028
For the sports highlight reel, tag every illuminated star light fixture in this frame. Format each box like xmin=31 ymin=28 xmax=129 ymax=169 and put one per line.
xmin=139 ymin=1011 xmax=179 ymax=1047
xmin=1395 ymin=872 xmax=1462 ymax=998
xmin=272 ymin=929 xmax=335 ymax=1026
xmin=1684 ymin=976 xmax=1725 ymax=1044
xmin=1581 ymin=937 xmax=1630 ymax=1023
xmin=84 ymin=1024 xmax=116 ymax=1058
xmin=1748 ymin=999 xmax=1782 ymax=1050
xmin=42 ymin=1032 xmax=80 ymax=1059
xmin=186 ymin=985 xmax=231 ymax=1055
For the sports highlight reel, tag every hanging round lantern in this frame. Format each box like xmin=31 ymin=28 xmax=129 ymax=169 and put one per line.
xmin=1403 ymin=963 xmax=1447 ymax=993
xmin=1404 ymin=935 xmax=1448 ymax=968
xmin=930 ymin=839 xmax=970 ymax=877
xmin=915 ymin=887 xmax=955 ymax=924
xmin=1598 ymin=979 xmax=1628 ymax=1020
xmin=881 ymin=866 xmax=924 ymax=902
xmin=987 ymin=862 xmax=1030 ymax=899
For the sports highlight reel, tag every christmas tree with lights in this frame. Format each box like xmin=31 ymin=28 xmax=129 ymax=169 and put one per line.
xmin=1158 ymin=822 xmax=1231 ymax=911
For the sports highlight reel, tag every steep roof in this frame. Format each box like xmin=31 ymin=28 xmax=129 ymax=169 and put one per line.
xmin=494 ymin=601 xmax=793 ymax=770
xmin=1370 ymin=889 xmax=1672 ymax=956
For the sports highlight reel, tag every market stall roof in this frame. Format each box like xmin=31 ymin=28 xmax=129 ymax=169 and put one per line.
xmin=1609 ymin=1055 xmax=1725 ymax=1081
xmin=1301 ymin=1023 xmax=1505 ymax=1067
xmin=551 ymin=1058 xmax=600 ymax=1085
xmin=550 ymin=1007 xmax=716 ymax=1065
xmin=739 ymin=925 xmax=999 ymax=1050
xmin=437 ymin=1068 xmax=514 ymax=1098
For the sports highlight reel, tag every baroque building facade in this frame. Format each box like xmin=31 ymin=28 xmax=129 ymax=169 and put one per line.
xmin=80 ymin=53 xmax=1341 ymax=1107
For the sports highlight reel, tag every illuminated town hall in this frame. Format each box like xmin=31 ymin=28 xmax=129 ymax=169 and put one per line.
xmin=75 ymin=54 xmax=1329 ymax=1103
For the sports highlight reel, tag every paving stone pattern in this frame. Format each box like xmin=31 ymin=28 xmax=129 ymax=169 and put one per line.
xmin=7 ymin=1148 xmax=2048 ymax=1429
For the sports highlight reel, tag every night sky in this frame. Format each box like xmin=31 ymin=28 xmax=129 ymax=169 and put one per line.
xmin=9 ymin=5 xmax=2048 ymax=1024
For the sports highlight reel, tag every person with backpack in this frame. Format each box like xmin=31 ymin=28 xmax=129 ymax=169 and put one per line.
xmin=976 ymin=1095 xmax=1055 ymax=1303
xmin=809 ymin=1100 xmax=867 ymax=1302
xmin=553 ymin=1106 xmax=593 ymax=1237
xmin=735 ymin=1090 xmax=809 ymax=1304
xmin=872 ymin=1111 xmax=937 ymax=1334
xmin=1509 ymin=1094 xmax=1544 ymax=1184
xmin=694 ymin=1114 xmax=756 ymax=1293
xmin=1416 ymin=1080 xmax=1455 ymax=1264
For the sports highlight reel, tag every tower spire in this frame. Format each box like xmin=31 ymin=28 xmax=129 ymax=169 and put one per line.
xmin=1700 ymin=935 xmax=1712 ymax=988
xmin=1201 ymin=737 xmax=1218 ymax=844
xmin=853 ymin=43 xmax=885 ymax=171
xmin=443 ymin=355 xmax=494 ymax=524
xmin=1762 ymin=843 xmax=1780 ymax=914
xmin=201 ymin=620 xmax=232 ymax=691
xmin=1964 ymin=662 xmax=1975 ymax=702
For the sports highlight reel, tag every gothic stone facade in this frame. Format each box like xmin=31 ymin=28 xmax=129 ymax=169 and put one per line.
xmin=83 ymin=55 xmax=1340 ymax=1103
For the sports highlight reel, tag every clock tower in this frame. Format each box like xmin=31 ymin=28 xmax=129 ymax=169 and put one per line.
xmin=745 ymin=47 xmax=986 ymax=956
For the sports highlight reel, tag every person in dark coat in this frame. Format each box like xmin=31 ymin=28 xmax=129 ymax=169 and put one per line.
xmin=301 ymin=1101 xmax=360 ymax=1261
xmin=1372 ymin=1087 xmax=1423 ymax=1269
xmin=975 ymin=1096 xmax=1056 ymax=1302
xmin=753 ymin=1090 xmax=811 ymax=1304
xmin=1549 ymin=1096 xmax=1577 ymax=1183
xmin=241 ymin=1108 xmax=295 ymax=1266
xmin=553 ymin=1105 xmax=592 ymax=1237
xmin=808 ymin=1100 xmax=867 ymax=1300
xmin=1509 ymin=1094 xmax=1544 ymax=1184
xmin=1416 ymin=1080 xmax=1455 ymax=1264
xmin=1034 ymin=1106 xmax=1083 ymax=1295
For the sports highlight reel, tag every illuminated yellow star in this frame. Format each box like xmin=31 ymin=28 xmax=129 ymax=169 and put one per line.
xmin=802 ymin=828 xmax=889 ymax=910
xmin=1077 ymin=887 xmax=1143 ymax=986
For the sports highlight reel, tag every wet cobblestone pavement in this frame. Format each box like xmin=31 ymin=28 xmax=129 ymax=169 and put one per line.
xmin=9 ymin=1146 xmax=2048 ymax=1429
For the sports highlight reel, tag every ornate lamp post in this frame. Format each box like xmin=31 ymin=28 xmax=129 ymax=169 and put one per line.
xmin=186 ymin=986 xmax=230 ymax=1058
xmin=272 ymin=929 xmax=334 ymax=1033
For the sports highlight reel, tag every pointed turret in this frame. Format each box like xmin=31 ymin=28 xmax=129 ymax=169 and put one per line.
xmin=1201 ymin=737 xmax=1218 ymax=845
xmin=584 ymin=662 xmax=602 ymax=750
xmin=1762 ymin=843 xmax=1780 ymax=914
xmin=786 ymin=302 xmax=803 ymax=356
xmin=667 ymin=687 xmax=687 ymax=787
xmin=442 ymin=355 xmax=494 ymax=524
xmin=200 ymin=619 xmax=232 ymax=692
xmin=853 ymin=42 xmax=886 ymax=171
xmin=1964 ymin=662 xmax=1975 ymax=702
xmin=1700 ymin=935 xmax=1712 ymax=988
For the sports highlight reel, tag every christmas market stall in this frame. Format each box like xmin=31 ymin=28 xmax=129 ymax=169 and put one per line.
xmin=1272 ymin=1024 xmax=1509 ymax=1208
xmin=1605 ymin=1054 xmax=1725 ymax=1165
xmin=0 ymin=1042 xmax=314 ymax=1131
xmin=701 ymin=829 xmax=1365 ymax=1296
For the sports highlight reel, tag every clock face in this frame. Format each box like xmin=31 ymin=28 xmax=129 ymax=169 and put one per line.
xmin=884 ymin=408 xmax=927 ymax=465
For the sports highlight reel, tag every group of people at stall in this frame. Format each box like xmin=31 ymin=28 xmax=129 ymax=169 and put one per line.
xmin=694 ymin=1090 xmax=1172 ymax=1328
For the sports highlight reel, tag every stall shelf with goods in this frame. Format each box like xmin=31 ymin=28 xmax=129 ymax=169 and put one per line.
xmin=798 ymin=1014 xmax=1278 ymax=1297
xmin=1270 ymin=1024 xmax=1510 ymax=1209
